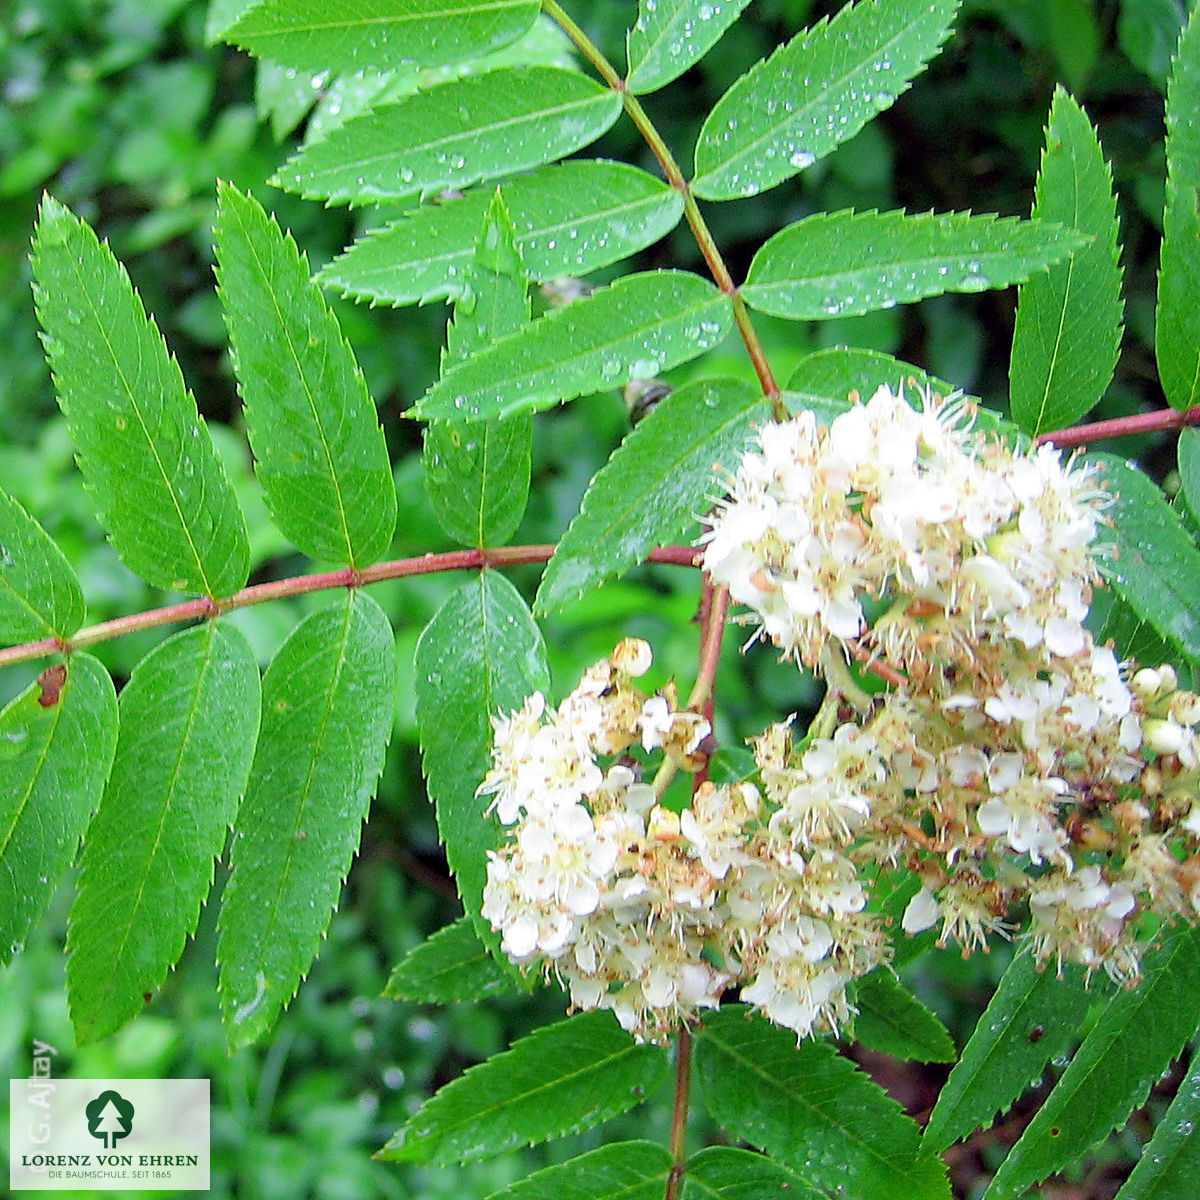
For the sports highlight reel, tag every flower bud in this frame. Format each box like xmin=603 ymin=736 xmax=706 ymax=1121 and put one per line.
xmin=1131 ymin=667 xmax=1163 ymax=699
xmin=612 ymin=637 xmax=653 ymax=677
xmin=1169 ymin=691 xmax=1200 ymax=727
xmin=1144 ymin=718 xmax=1185 ymax=757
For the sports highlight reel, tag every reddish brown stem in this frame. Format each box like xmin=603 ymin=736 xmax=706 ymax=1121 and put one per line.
xmin=664 ymin=1026 xmax=694 ymax=1200
xmin=1036 ymin=405 xmax=1200 ymax=448
xmin=0 ymin=543 xmax=703 ymax=668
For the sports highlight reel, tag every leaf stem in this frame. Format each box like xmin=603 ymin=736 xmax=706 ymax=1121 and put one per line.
xmin=665 ymin=1026 xmax=693 ymax=1200
xmin=1036 ymin=404 xmax=1200 ymax=448
xmin=540 ymin=0 xmax=781 ymax=411
xmin=0 ymin=544 xmax=702 ymax=668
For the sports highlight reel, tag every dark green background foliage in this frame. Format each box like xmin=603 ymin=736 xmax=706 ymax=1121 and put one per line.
xmin=2 ymin=1 xmax=1199 ymax=1197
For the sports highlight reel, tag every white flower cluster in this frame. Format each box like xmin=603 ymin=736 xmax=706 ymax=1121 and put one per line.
xmin=701 ymin=384 xmax=1200 ymax=982
xmin=480 ymin=638 xmax=886 ymax=1043
xmin=702 ymin=383 xmax=1105 ymax=676
xmin=481 ymin=384 xmax=1200 ymax=1044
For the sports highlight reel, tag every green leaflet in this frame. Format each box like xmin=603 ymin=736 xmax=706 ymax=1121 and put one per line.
xmin=1156 ymin=5 xmax=1200 ymax=411
xmin=681 ymin=1146 xmax=824 ymax=1200
xmin=378 ymin=1010 xmax=669 ymax=1164
xmin=1113 ymin=1052 xmax=1200 ymax=1200
xmin=291 ymin=17 xmax=577 ymax=145
xmin=1179 ymin=427 xmax=1200 ymax=529
xmin=691 ymin=0 xmax=959 ymax=200
xmin=215 ymin=183 xmax=396 ymax=568
xmin=31 ymin=197 xmax=249 ymax=598
xmin=535 ymin=377 xmax=767 ymax=615
xmin=1087 ymin=453 xmax=1200 ymax=666
xmin=784 ymin=347 xmax=1021 ymax=449
xmin=1009 ymin=88 xmax=1124 ymax=437
xmin=0 ymin=655 xmax=117 ymax=965
xmin=217 ymin=591 xmax=394 ymax=1049
xmin=986 ymin=925 xmax=1200 ymax=1199
xmin=414 ymin=271 xmax=733 ymax=422
xmin=384 ymin=915 xmax=522 ymax=1003
xmin=255 ymin=58 xmax=329 ymax=142
xmin=0 ymin=487 xmax=85 ymax=644
xmin=66 ymin=622 xmax=261 ymax=1044
xmin=1089 ymin=587 xmax=1191 ymax=689
xmin=625 ymin=0 xmax=753 ymax=94
xmin=921 ymin=949 xmax=1094 ymax=1152
xmin=319 ymin=160 xmax=685 ymax=307
xmin=414 ymin=571 xmax=548 ymax=918
xmin=491 ymin=1141 xmax=673 ymax=1200
xmin=226 ymin=0 xmax=540 ymax=73
xmin=741 ymin=208 xmax=1083 ymax=320
xmin=277 ymin=67 xmax=622 ymax=206
xmin=425 ymin=192 xmax=533 ymax=548
xmin=1118 ymin=0 xmax=1189 ymax=89
xmin=696 ymin=1006 xmax=950 ymax=1200
xmin=851 ymin=969 xmax=956 ymax=1063
xmin=784 ymin=347 xmax=953 ymax=423
xmin=205 ymin=0 xmax=256 ymax=42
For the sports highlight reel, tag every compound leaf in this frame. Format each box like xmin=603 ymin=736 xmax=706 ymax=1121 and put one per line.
xmin=31 ymin=196 xmax=249 ymax=598
xmin=67 ymin=621 xmax=261 ymax=1043
xmin=414 ymin=570 xmax=548 ymax=919
xmin=535 ymin=376 xmax=766 ymax=615
xmin=385 ymin=915 xmax=522 ymax=1003
xmin=696 ymin=1006 xmax=950 ymax=1200
xmin=225 ymin=0 xmax=540 ymax=73
xmin=278 ymin=67 xmax=622 ymax=205
xmin=922 ymin=949 xmax=1093 ymax=1152
xmin=0 ymin=655 xmax=116 ymax=966
xmin=0 ymin=488 xmax=85 ymax=644
xmin=215 ymin=183 xmax=396 ymax=567
xmin=742 ymin=208 xmax=1082 ymax=320
xmin=1010 ymin=87 xmax=1124 ymax=436
xmin=319 ymin=161 xmax=684 ymax=307
xmin=425 ymin=191 xmax=532 ymax=548
xmin=1157 ymin=5 xmax=1200 ymax=410
xmin=986 ymin=925 xmax=1200 ymax=1199
xmin=379 ymin=1010 xmax=669 ymax=1164
xmin=414 ymin=271 xmax=732 ymax=422
xmin=692 ymin=0 xmax=959 ymax=200
xmin=217 ymin=591 xmax=394 ymax=1048
xmin=625 ymin=0 xmax=753 ymax=94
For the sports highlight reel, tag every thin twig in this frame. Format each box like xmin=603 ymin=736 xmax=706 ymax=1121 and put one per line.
xmin=664 ymin=1026 xmax=694 ymax=1200
xmin=1036 ymin=404 xmax=1200 ymax=448
xmin=0 ymin=543 xmax=703 ymax=667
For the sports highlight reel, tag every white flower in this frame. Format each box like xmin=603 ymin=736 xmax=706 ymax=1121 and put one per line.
xmin=902 ymin=888 xmax=940 ymax=934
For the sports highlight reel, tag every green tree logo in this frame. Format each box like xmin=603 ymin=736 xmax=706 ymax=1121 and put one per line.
xmin=85 ymin=1090 xmax=134 ymax=1149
